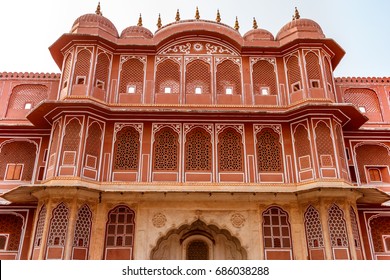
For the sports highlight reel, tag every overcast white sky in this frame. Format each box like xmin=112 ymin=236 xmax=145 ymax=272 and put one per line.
xmin=0 ymin=0 xmax=389 ymax=77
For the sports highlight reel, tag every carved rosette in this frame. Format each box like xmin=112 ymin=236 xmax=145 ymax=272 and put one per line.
xmin=230 ymin=213 xmax=245 ymax=228
xmin=152 ymin=212 xmax=167 ymax=228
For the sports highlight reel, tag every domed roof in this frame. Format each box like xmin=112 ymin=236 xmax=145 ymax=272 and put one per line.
xmin=71 ymin=13 xmax=119 ymax=37
xmin=243 ymin=28 xmax=274 ymax=41
xmin=120 ymin=26 xmax=153 ymax=39
xmin=276 ymin=8 xmax=324 ymax=41
xmin=70 ymin=4 xmax=118 ymax=38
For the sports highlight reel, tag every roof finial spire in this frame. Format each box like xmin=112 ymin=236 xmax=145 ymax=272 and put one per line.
xmin=216 ymin=9 xmax=221 ymax=23
xmin=137 ymin=14 xmax=143 ymax=26
xmin=293 ymin=7 xmax=300 ymax=20
xmin=253 ymin=17 xmax=258 ymax=29
xmin=195 ymin=6 xmax=200 ymax=20
xmin=157 ymin=13 xmax=162 ymax=29
xmin=95 ymin=2 xmax=102 ymax=16
xmin=234 ymin=16 xmax=240 ymax=31
xmin=175 ymin=9 xmax=180 ymax=21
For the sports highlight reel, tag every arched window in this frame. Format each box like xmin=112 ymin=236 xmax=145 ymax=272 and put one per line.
xmin=119 ymin=58 xmax=144 ymax=94
xmin=304 ymin=206 xmax=324 ymax=248
xmin=94 ymin=52 xmax=110 ymax=93
xmin=185 ymin=59 xmax=211 ymax=95
xmin=153 ymin=128 xmax=179 ymax=171
xmin=218 ymin=128 xmax=243 ymax=172
xmin=0 ymin=141 xmax=37 ymax=181
xmin=315 ymin=122 xmax=335 ymax=171
xmin=0 ymin=214 xmax=24 ymax=251
xmin=256 ymin=128 xmax=282 ymax=172
xmin=286 ymin=55 xmax=302 ymax=93
xmin=252 ymin=59 xmax=277 ymax=96
xmin=185 ymin=128 xmax=212 ymax=171
xmin=344 ymin=88 xmax=383 ymax=122
xmin=47 ymin=203 xmax=69 ymax=248
xmin=72 ymin=49 xmax=91 ymax=86
xmin=155 ymin=59 xmax=180 ymax=95
xmin=305 ymin=52 xmax=322 ymax=88
xmin=83 ymin=122 xmax=103 ymax=179
xmin=216 ymin=59 xmax=242 ymax=95
xmin=328 ymin=204 xmax=349 ymax=250
xmin=113 ymin=127 xmax=140 ymax=171
xmin=61 ymin=53 xmax=72 ymax=90
xmin=104 ymin=205 xmax=135 ymax=260
xmin=72 ymin=204 xmax=92 ymax=260
xmin=59 ymin=119 xmax=81 ymax=175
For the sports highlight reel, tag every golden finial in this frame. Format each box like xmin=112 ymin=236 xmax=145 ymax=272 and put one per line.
xmin=195 ymin=6 xmax=200 ymax=20
xmin=216 ymin=9 xmax=221 ymax=23
xmin=175 ymin=9 xmax=180 ymax=21
xmin=95 ymin=2 xmax=102 ymax=16
xmin=293 ymin=7 xmax=300 ymax=20
xmin=253 ymin=17 xmax=258 ymax=29
xmin=157 ymin=14 xmax=162 ymax=29
xmin=234 ymin=16 xmax=239 ymax=31
xmin=137 ymin=14 xmax=143 ymax=27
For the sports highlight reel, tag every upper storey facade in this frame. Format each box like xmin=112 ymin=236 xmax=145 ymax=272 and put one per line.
xmin=48 ymin=8 xmax=344 ymax=107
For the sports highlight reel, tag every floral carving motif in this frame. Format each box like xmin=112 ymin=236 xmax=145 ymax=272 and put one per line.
xmin=152 ymin=212 xmax=167 ymax=228
xmin=231 ymin=213 xmax=245 ymax=228
xmin=161 ymin=43 xmax=191 ymax=55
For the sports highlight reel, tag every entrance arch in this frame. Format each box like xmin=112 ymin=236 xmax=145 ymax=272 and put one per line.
xmin=150 ymin=220 xmax=247 ymax=260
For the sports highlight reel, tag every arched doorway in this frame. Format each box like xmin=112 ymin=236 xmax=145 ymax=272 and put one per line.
xmin=150 ymin=220 xmax=247 ymax=260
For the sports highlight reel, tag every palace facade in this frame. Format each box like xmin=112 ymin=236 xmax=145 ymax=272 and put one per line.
xmin=1 ymin=5 xmax=390 ymax=260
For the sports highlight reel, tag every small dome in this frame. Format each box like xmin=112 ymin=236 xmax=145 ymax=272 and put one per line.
xmin=276 ymin=18 xmax=325 ymax=41
xmin=71 ymin=13 xmax=119 ymax=37
xmin=120 ymin=26 xmax=153 ymax=39
xmin=243 ymin=28 xmax=274 ymax=41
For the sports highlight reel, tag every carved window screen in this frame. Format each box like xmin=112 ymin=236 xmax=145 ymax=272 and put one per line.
xmin=218 ymin=128 xmax=243 ymax=172
xmin=216 ymin=60 xmax=242 ymax=95
xmin=113 ymin=127 xmax=140 ymax=171
xmin=153 ymin=128 xmax=179 ymax=171
xmin=185 ymin=128 xmax=212 ymax=171
xmin=256 ymin=128 xmax=282 ymax=172
xmin=252 ymin=60 xmax=277 ymax=95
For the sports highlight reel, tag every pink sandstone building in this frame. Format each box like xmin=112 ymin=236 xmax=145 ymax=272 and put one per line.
xmin=0 ymin=5 xmax=390 ymax=260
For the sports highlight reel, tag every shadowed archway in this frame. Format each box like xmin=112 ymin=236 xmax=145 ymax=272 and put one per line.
xmin=150 ymin=220 xmax=247 ymax=260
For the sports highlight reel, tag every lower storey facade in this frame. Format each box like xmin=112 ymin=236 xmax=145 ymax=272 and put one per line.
xmin=1 ymin=184 xmax=390 ymax=260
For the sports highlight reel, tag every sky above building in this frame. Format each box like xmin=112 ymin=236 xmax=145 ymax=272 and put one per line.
xmin=0 ymin=0 xmax=389 ymax=77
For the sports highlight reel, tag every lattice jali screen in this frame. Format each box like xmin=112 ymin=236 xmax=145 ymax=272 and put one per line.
xmin=155 ymin=59 xmax=181 ymax=94
xmin=344 ymin=88 xmax=381 ymax=113
xmin=62 ymin=54 xmax=72 ymax=89
xmin=73 ymin=204 xmax=92 ymax=248
xmin=252 ymin=59 xmax=277 ymax=95
xmin=314 ymin=122 xmax=335 ymax=167
xmin=335 ymin=125 xmax=347 ymax=170
xmin=72 ymin=49 xmax=92 ymax=85
xmin=185 ymin=128 xmax=212 ymax=171
xmin=349 ymin=207 xmax=361 ymax=248
xmin=7 ymin=84 xmax=48 ymax=112
xmin=355 ymin=144 xmax=390 ymax=184
xmin=34 ymin=205 xmax=46 ymax=247
xmin=84 ymin=122 xmax=102 ymax=170
xmin=105 ymin=206 xmax=135 ymax=248
xmin=263 ymin=207 xmax=292 ymax=249
xmin=286 ymin=55 xmax=302 ymax=90
xmin=119 ymin=58 xmax=144 ymax=94
xmin=304 ymin=206 xmax=324 ymax=248
xmin=187 ymin=240 xmax=209 ymax=260
xmin=61 ymin=119 xmax=81 ymax=165
xmin=185 ymin=59 xmax=211 ymax=94
xmin=328 ymin=204 xmax=348 ymax=247
xmin=305 ymin=52 xmax=322 ymax=84
xmin=94 ymin=52 xmax=110 ymax=91
xmin=369 ymin=216 xmax=390 ymax=252
xmin=113 ymin=127 xmax=140 ymax=170
xmin=293 ymin=124 xmax=311 ymax=170
xmin=324 ymin=58 xmax=334 ymax=87
xmin=0 ymin=214 xmax=23 ymax=251
xmin=0 ymin=141 xmax=37 ymax=181
xmin=256 ymin=129 xmax=282 ymax=172
xmin=218 ymin=128 xmax=243 ymax=172
xmin=216 ymin=59 xmax=242 ymax=95
xmin=47 ymin=203 xmax=69 ymax=247
xmin=153 ymin=128 xmax=179 ymax=171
